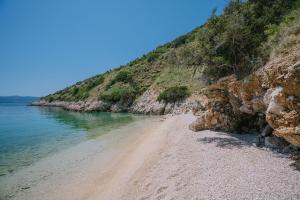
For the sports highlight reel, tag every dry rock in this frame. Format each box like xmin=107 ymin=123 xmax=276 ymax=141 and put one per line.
xmin=190 ymin=36 xmax=300 ymax=147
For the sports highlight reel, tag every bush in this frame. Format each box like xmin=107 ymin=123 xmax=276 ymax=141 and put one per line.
xmin=157 ymin=86 xmax=190 ymax=103
xmin=106 ymin=71 xmax=133 ymax=89
xmin=47 ymin=96 xmax=54 ymax=102
xmin=87 ymin=76 xmax=104 ymax=89
xmin=114 ymin=71 xmax=133 ymax=83
xmin=100 ymin=86 xmax=137 ymax=105
xmin=200 ymin=0 xmax=300 ymax=80
xmin=72 ymin=87 xmax=79 ymax=95
xmin=262 ymin=6 xmax=300 ymax=59
xmin=75 ymin=91 xmax=89 ymax=101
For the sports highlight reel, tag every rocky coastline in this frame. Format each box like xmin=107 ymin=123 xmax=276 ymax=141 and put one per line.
xmin=31 ymin=91 xmax=201 ymax=115
xmin=189 ymin=45 xmax=300 ymax=149
xmin=32 ymin=37 xmax=300 ymax=153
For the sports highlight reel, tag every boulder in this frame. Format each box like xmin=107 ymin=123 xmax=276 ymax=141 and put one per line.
xmin=261 ymin=125 xmax=273 ymax=137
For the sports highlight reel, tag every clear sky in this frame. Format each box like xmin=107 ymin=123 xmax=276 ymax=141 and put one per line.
xmin=0 ymin=0 xmax=228 ymax=97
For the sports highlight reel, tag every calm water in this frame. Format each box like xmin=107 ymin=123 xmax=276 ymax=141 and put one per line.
xmin=0 ymin=102 xmax=145 ymax=176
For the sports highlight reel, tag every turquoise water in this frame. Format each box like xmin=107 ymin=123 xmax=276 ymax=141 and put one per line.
xmin=0 ymin=103 xmax=145 ymax=176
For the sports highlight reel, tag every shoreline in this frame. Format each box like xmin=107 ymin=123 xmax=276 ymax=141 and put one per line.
xmin=91 ymin=114 xmax=300 ymax=200
xmin=1 ymin=114 xmax=300 ymax=200
xmin=0 ymin=116 xmax=163 ymax=200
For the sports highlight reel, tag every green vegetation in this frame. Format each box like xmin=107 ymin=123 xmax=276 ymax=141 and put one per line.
xmin=200 ymin=0 xmax=300 ymax=80
xmin=158 ymin=86 xmax=190 ymax=103
xmin=100 ymin=85 xmax=137 ymax=105
xmin=262 ymin=6 xmax=300 ymax=58
xmin=44 ymin=75 xmax=104 ymax=102
xmin=42 ymin=0 xmax=300 ymax=105
xmin=153 ymin=66 xmax=204 ymax=91
xmin=106 ymin=71 xmax=134 ymax=89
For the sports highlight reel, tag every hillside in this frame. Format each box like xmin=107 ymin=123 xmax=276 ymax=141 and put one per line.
xmin=41 ymin=26 xmax=205 ymax=104
xmin=37 ymin=0 xmax=299 ymax=113
xmin=32 ymin=0 xmax=300 ymax=148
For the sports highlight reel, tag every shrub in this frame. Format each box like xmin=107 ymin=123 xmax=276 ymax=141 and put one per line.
xmin=43 ymin=95 xmax=56 ymax=102
xmin=201 ymin=0 xmax=300 ymax=80
xmin=100 ymin=86 xmax=137 ymax=105
xmin=157 ymin=86 xmax=190 ymax=103
xmin=75 ymin=91 xmax=89 ymax=101
xmin=114 ymin=71 xmax=133 ymax=83
xmin=106 ymin=71 xmax=133 ymax=89
xmin=89 ymin=76 xmax=104 ymax=88
xmin=143 ymin=47 xmax=168 ymax=63
xmin=72 ymin=87 xmax=79 ymax=95
xmin=261 ymin=6 xmax=300 ymax=59
xmin=169 ymin=35 xmax=188 ymax=48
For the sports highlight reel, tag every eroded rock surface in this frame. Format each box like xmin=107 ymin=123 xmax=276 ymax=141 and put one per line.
xmin=190 ymin=43 xmax=300 ymax=147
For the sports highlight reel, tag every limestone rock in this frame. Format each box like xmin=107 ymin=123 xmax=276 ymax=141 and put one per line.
xmin=130 ymin=89 xmax=166 ymax=114
xmin=84 ymin=101 xmax=110 ymax=112
xmin=31 ymin=100 xmax=110 ymax=112
xmin=190 ymin=38 xmax=300 ymax=147
xmin=130 ymin=89 xmax=200 ymax=115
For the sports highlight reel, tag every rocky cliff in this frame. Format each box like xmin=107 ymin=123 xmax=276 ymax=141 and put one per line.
xmin=190 ymin=37 xmax=300 ymax=148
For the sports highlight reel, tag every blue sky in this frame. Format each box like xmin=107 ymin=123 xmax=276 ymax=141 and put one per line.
xmin=0 ymin=0 xmax=228 ymax=96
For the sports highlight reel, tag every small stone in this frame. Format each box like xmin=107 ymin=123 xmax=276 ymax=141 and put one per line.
xmin=287 ymin=96 xmax=295 ymax=101
xmin=261 ymin=125 xmax=273 ymax=137
xmin=256 ymin=135 xmax=265 ymax=147
xmin=21 ymin=186 xmax=30 ymax=190
xmin=291 ymin=155 xmax=300 ymax=161
xmin=290 ymin=160 xmax=300 ymax=171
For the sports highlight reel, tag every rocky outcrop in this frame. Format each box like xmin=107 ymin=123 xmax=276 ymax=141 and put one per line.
xmin=32 ymin=89 xmax=200 ymax=115
xmin=130 ymin=89 xmax=200 ymax=115
xmin=32 ymin=99 xmax=132 ymax=113
xmin=31 ymin=100 xmax=111 ymax=112
xmin=190 ymin=43 xmax=300 ymax=147
xmin=129 ymin=89 xmax=166 ymax=114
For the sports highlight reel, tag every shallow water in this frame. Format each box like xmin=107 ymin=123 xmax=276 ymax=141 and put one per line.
xmin=0 ymin=102 xmax=147 ymax=176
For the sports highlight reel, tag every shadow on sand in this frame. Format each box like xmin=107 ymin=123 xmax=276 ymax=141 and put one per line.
xmin=196 ymin=131 xmax=300 ymax=172
xmin=196 ymin=132 xmax=255 ymax=149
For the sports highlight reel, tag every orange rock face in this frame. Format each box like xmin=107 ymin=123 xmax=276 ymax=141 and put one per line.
xmin=190 ymin=37 xmax=300 ymax=147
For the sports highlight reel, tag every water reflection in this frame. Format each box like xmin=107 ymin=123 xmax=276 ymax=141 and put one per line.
xmin=37 ymin=107 xmax=146 ymax=139
xmin=0 ymin=104 xmax=148 ymax=176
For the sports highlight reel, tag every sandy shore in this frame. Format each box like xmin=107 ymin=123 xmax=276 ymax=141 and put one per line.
xmin=1 ymin=114 xmax=300 ymax=200
xmin=90 ymin=114 xmax=300 ymax=200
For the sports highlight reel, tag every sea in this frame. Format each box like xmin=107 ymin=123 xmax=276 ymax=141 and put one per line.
xmin=0 ymin=100 xmax=146 ymax=177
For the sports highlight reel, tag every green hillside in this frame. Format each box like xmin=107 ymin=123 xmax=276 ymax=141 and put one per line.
xmin=43 ymin=0 xmax=300 ymax=106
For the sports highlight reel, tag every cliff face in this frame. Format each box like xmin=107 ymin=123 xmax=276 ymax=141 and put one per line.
xmin=190 ymin=39 xmax=300 ymax=147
